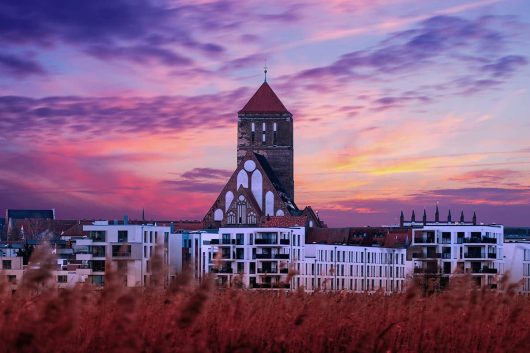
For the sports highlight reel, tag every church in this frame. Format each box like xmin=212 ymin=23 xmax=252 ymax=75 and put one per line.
xmin=203 ymin=77 xmax=324 ymax=228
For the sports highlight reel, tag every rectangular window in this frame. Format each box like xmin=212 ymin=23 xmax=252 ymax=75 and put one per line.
xmin=57 ymin=275 xmax=67 ymax=283
xmin=118 ymin=230 xmax=128 ymax=243
xmin=251 ymin=122 xmax=255 ymax=143
xmin=262 ymin=122 xmax=266 ymax=144
xmin=88 ymin=231 xmax=106 ymax=242
xmin=273 ymin=122 xmax=277 ymax=145
xmin=2 ymin=260 xmax=12 ymax=270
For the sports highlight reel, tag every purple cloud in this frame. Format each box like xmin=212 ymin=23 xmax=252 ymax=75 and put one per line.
xmin=162 ymin=167 xmax=232 ymax=193
xmin=0 ymin=52 xmax=46 ymax=77
xmin=284 ymin=15 xmax=526 ymax=106
xmin=0 ymin=88 xmax=250 ymax=141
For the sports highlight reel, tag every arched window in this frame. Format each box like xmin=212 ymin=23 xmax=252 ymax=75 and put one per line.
xmin=247 ymin=212 xmax=257 ymax=224
xmin=237 ymin=200 xmax=247 ymax=224
xmin=227 ymin=212 xmax=236 ymax=224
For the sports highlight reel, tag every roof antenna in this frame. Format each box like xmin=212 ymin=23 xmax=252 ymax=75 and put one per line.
xmin=264 ymin=60 xmax=268 ymax=83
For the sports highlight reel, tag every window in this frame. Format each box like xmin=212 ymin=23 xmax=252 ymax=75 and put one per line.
xmin=112 ymin=245 xmax=131 ymax=257
xmin=118 ymin=230 xmax=128 ymax=243
xmin=273 ymin=122 xmax=277 ymax=145
xmin=227 ymin=211 xmax=236 ymax=224
xmin=88 ymin=231 xmax=106 ymax=242
xmin=2 ymin=260 xmax=11 ymax=270
xmin=237 ymin=200 xmax=247 ymax=224
xmin=251 ymin=122 xmax=255 ymax=143
xmin=247 ymin=212 xmax=257 ymax=224
xmin=236 ymin=233 xmax=245 ymax=245
xmin=57 ymin=275 xmax=67 ymax=283
xmin=7 ymin=275 xmax=16 ymax=284
xmin=262 ymin=122 xmax=266 ymax=144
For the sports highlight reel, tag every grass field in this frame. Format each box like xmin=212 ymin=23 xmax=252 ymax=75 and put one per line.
xmin=1 ymin=247 xmax=529 ymax=353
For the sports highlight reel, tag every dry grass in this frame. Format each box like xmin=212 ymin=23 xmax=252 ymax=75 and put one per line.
xmin=1 ymin=250 xmax=530 ymax=352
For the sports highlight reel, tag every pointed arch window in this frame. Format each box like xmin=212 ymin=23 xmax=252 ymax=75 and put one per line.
xmin=237 ymin=200 xmax=247 ymax=224
xmin=247 ymin=212 xmax=257 ymax=225
xmin=227 ymin=211 xmax=236 ymax=224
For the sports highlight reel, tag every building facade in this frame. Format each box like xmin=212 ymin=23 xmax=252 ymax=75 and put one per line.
xmin=410 ymin=224 xmax=504 ymax=289
xmin=203 ymin=80 xmax=322 ymax=229
xmin=77 ymin=221 xmax=169 ymax=286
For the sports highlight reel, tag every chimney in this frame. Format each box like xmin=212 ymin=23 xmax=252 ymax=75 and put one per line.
xmin=124 ymin=215 xmax=129 ymax=225
xmin=400 ymin=211 xmax=404 ymax=227
xmin=473 ymin=212 xmax=477 ymax=225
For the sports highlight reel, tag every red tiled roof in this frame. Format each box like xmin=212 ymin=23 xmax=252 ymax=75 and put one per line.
xmin=238 ymin=82 xmax=290 ymax=114
xmin=261 ymin=216 xmax=307 ymax=228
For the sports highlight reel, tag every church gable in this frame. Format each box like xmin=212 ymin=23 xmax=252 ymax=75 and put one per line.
xmin=203 ymin=151 xmax=294 ymax=228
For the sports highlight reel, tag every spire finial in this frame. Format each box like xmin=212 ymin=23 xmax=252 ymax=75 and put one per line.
xmin=264 ymin=64 xmax=268 ymax=83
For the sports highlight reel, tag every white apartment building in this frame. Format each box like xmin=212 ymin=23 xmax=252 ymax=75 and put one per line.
xmin=411 ymin=224 xmax=504 ymax=289
xmin=170 ymin=226 xmax=408 ymax=293
xmin=302 ymin=244 xmax=407 ymax=292
xmin=77 ymin=221 xmax=170 ymax=287
xmin=503 ymin=241 xmax=530 ymax=294
xmin=177 ymin=227 xmax=305 ymax=289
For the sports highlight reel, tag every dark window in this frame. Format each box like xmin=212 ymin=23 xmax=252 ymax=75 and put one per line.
xmin=251 ymin=122 xmax=255 ymax=143
xmin=273 ymin=122 xmax=277 ymax=145
xmin=118 ymin=230 xmax=128 ymax=242
xmin=2 ymin=260 xmax=12 ymax=270
xmin=57 ymin=275 xmax=67 ymax=283
xmin=88 ymin=231 xmax=106 ymax=241
xmin=112 ymin=244 xmax=131 ymax=257
xmin=262 ymin=122 xmax=266 ymax=145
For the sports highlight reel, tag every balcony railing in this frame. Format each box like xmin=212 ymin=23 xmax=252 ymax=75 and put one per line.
xmin=463 ymin=237 xmax=497 ymax=244
xmin=413 ymin=268 xmax=440 ymax=274
xmin=210 ymin=239 xmax=220 ymax=244
xmin=464 ymin=253 xmax=485 ymax=259
xmin=211 ymin=268 xmax=233 ymax=274
xmin=255 ymin=239 xmax=278 ymax=245
xmin=280 ymin=239 xmax=290 ymax=245
xmin=279 ymin=268 xmax=289 ymax=274
xmin=488 ymin=253 xmax=497 ymax=259
xmin=112 ymin=252 xmax=131 ymax=257
xmin=275 ymin=254 xmax=289 ymax=259
xmin=257 ymin=268 xmax=278 ymax=274
xmin=413 ymin=238 xmax=435 ymax=244
xmin=255 ymin=253 xmax=273 ymax=259
xmin=442 ymin=253 xmax=451 ymax=259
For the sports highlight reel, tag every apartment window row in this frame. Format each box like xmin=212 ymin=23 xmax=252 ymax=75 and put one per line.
xmin=318 ymin=249 xmax=404 ymax=265
xmin=312 ymin=263 xmax=405 ymax=279
xmin=309 ymin=277 xmax=404 ymax=292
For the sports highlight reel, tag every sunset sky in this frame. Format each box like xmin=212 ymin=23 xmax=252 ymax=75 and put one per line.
xmin=1 ymin=0 xmax=529 ymax=226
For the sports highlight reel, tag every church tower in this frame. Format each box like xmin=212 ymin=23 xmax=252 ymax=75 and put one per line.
xmin=237 ymin=81 xmax=294 ymax=201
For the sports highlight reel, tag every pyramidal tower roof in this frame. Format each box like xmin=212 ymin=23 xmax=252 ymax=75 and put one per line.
xmin=238 ymin=82 xmax=290 ymax=114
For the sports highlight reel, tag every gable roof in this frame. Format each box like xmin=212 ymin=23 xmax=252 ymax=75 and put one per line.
xmin=238 ymin=82 xmax=290 ymax=114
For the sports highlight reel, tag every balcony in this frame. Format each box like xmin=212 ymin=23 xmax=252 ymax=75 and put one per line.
xmin=275 ymin=254 xmax=289 ymax=259
xmin=464 ymin=253 xmax=485 ymax=259
xmin=441 ymin=253 xmax=451 ymax=259
xmin=255 ymin=253 xmax=273 ymax=259
xmin=488 ymin=253 xmax=497 ymax=259
xmin=210 ymin=239 xmax=220 ymax=244
xmin=211 ymin=268 xmax=233 ymax=274
xmin=255 ymin=239 xmax=278 ymax=245
xmin=257 ymin=268 xmax=278 ymax=274
xmin=414 ymin=238 xmax=435 ymax=244
xmin=279 ymin=268 xmax=289 ymax=274
xmin=280 ymin=239 xmax=290 ymax=245
xmin=412 ymin=253 xmax=441 ymax=259
xmin=413 ymin=268 xmax=440 ymax=274
xmin=252 ymin=283 xmax=290 ymax=289
xmin=463 ymin=237 xmax=497 ymax=244
xmin=76 ymin=253 xmax=92 ymax=261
